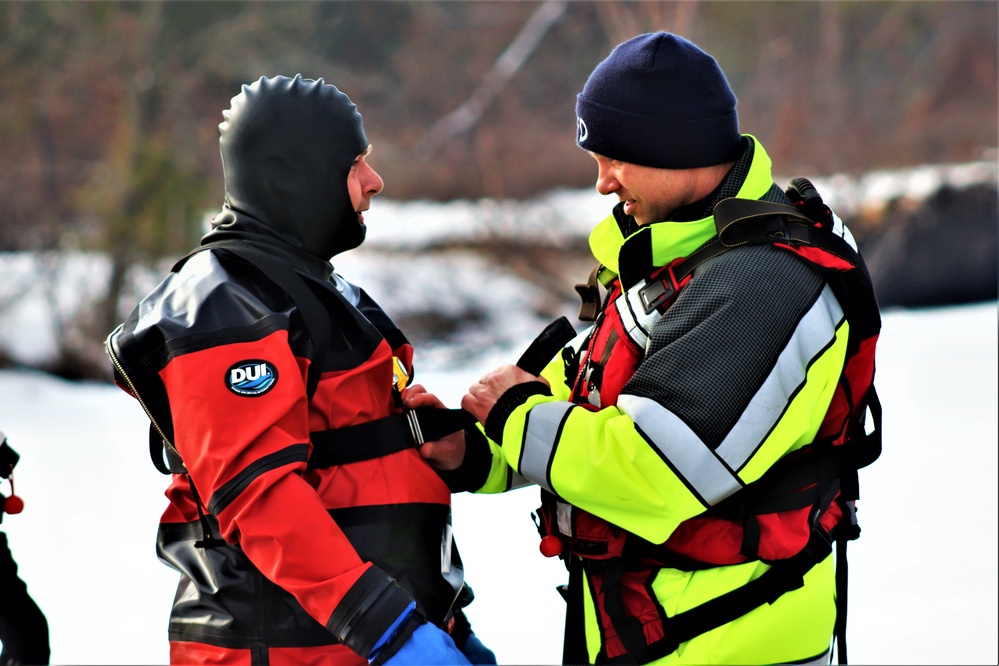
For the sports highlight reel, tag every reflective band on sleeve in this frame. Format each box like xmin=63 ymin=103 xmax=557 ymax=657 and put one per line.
xmin=617 ymin=394 xmax=742 ymax=507
xmin=715 ymin=284 xmax=845 ymax=472
xmin=508 ymin=471 xmax=533 ymax=490
xmin=520 ymin=401 xmax=574 ymax=493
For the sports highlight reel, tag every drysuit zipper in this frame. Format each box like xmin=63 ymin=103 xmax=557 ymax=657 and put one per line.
xmin=104 ymin=328 xmax=181 ymax=466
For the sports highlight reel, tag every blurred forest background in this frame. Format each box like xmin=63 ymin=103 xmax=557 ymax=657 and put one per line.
xmin=0 ymin=0 xmax=996 ymax=379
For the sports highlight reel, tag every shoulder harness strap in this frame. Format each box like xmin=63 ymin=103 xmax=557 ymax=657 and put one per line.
xmin=149 ymin=240 xmax=333 ymax=475
xmin=176 ymin=240 xmax=332 ymax=400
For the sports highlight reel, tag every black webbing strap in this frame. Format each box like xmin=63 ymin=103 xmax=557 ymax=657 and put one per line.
xmin=308 ymin=408 xmax=475 ymax=468
xmin=187 ymin=474 xmax=226 ymax=549
xmin=713 ymin=197 xmax=864 ymax=269
xmin=149 ymin=423 xmax=180 ymax=475
xmin=653 ymin=529 xmax=834 ymax=659
xmin=574 ymin=265 xmax=603 ymax=322
xmin=561 ymin=557 xmax=590 ymax=665
xmin=187 ymin=239 xmax=332 ymax=401
xmin=309 ymin=416 xmax=413 ymax=468
xmin=834 ymin=536 xmax=851 ymax=664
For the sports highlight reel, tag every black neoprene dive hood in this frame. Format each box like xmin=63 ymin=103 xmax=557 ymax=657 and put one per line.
xmin=207 ymin=75 xmax=370 ymax=261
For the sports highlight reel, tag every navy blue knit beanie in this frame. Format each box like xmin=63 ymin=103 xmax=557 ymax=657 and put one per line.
xmin=576 ymin=32 xmax=741 ymax=169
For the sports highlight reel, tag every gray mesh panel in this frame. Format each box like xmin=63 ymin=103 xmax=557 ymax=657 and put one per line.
xmin=622 ymin=244 xmax=826 ymax=448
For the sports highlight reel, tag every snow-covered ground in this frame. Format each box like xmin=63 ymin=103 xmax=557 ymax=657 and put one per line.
xmin=1 ymin=301 xmax=996 ymax=665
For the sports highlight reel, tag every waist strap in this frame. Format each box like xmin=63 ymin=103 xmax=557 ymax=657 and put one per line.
xmin=595 ymin=526 xmax=840 ymax=664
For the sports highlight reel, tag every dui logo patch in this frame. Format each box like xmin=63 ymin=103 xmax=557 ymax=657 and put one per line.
xmin=225 ymin=360 xmax=278 ymax=396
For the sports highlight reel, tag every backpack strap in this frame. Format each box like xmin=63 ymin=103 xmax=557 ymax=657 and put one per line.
xmin=574 ymin=264 xmax=603 ymax=322
xmin=713 ymin=197 xmax=865 ymax=269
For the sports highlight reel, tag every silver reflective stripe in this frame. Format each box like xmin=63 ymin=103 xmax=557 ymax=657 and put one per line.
xmin=715 ymin=284 xmax=846 ymax=472
xmin=616 ymin=278 xmax=663 ymax=352
xmin=832 ymin=210 xmax=859 ymax=252
xmin=615 ymin=290 xmax=649 ymax=350
xmin=556 ymin=500 xmax=573 ymax=536
xmin=617 ymin=394 xmax=743 ymax=506
xmin=508 ymin=472 xmax=533 ymax=491
xmin=520 ymin=401 xmax=574 ymax=493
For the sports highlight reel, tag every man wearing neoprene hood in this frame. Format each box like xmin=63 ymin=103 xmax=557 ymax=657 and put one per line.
xmin=107 ymin=75 xmax=494 ymax=665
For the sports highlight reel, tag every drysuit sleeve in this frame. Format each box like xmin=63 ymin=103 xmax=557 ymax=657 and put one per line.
xmin=480 ymin=245 xmax=850 ymax=544
xmin=156 ymin=265 xmax=413 ymax=657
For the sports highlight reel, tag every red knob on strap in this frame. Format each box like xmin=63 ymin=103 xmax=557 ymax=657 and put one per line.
xmin=3 ymin=494 xmax=24 ymax=514
xmin=540 ymin=535 xmax=563 ymax=558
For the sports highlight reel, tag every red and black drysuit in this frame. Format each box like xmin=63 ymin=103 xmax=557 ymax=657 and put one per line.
xmin=106 ymin=76 xmax=489 ymax=665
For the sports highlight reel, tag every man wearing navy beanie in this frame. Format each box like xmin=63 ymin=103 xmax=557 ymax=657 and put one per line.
xmin=454 ymin=31 xmax=881 ymax=666
xmin=576 ymin=32 xmax=741 ymax=170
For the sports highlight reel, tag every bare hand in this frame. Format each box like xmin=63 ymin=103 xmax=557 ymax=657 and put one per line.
xmin=461 ymin=364 xmax=545 ymax=425
xmin=403 ymin=385 xmax=466 ymax=471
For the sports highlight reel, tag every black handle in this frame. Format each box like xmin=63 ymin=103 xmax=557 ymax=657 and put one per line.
xmin=516 ymin=316 xmax=577 ymax=375
xmin=787 ymin=177 xmax=821 ymax=205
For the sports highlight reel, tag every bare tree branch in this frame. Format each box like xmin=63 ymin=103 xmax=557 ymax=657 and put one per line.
xmin=416 ymin=0 xmax=567 ymax=156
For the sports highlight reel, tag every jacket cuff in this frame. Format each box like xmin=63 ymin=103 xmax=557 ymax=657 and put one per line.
xmin=325 ymin=566 xmax=415 ymax=659
xmin=433 ymin=426 xmax=492 ymax=493
xmin=484 ymin=381 xmax=552 ymax=444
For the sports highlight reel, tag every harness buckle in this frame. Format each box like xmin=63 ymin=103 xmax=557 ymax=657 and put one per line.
xmin=405 ymin=409 xmax=425 ymax=449
xmin=638 ymin=263 xmax=682 ymax=314
xmin=638 ymin=278 xmax=674 ymax=313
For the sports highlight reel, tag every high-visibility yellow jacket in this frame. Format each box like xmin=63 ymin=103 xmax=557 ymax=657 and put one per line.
xmin=472 ymin=136 xmax=878 ymax=664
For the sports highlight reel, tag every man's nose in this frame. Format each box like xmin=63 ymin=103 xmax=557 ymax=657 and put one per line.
xmin=595 ymin=169 xmax=618 ymax=196
xmin=367 ymin=167 xmax=384 ymax=195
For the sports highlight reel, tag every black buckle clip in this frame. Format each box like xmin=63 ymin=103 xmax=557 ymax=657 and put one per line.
xmin=639 ymin=276 xmax=675 ymax=314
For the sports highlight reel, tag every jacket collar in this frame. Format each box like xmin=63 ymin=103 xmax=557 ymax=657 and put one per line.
xmin=588 ymin=135 xmax=776 ymax=285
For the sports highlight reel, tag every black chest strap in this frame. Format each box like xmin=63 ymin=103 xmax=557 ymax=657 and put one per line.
xmin=308 ymin=408 xmax=474 ymax=468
